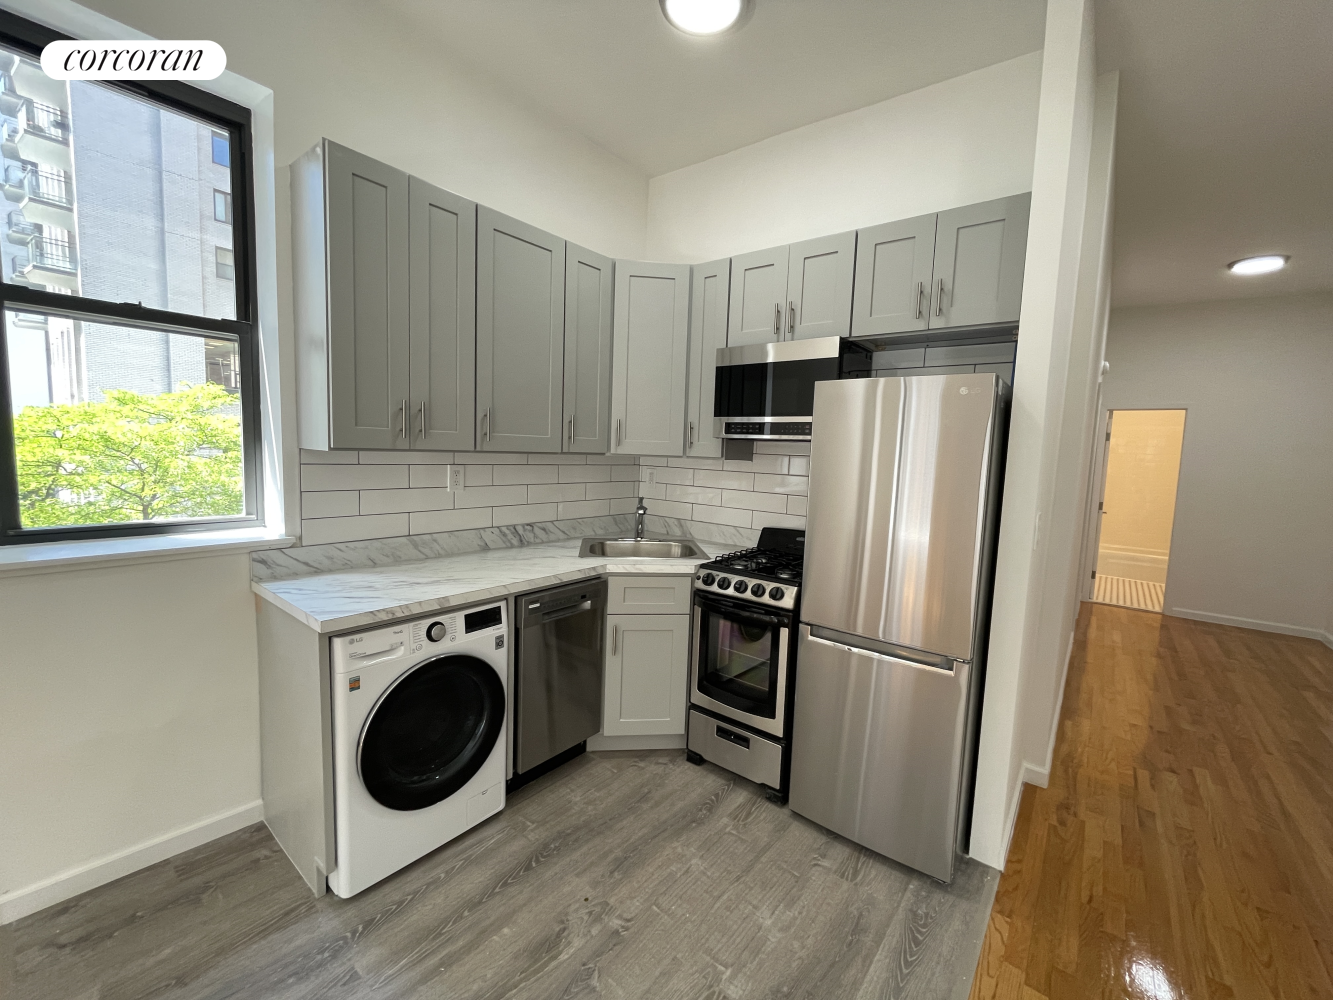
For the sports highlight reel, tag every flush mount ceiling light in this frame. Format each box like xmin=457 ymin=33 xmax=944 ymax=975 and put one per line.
xmin=1228 ymin=254 xmax=1289 ymax=275
xmin=660 ymin=0 xmax=749 ymax=36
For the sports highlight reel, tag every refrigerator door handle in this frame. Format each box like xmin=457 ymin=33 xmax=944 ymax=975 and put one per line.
xmin=807 ymin=624 xmax=956 ymax=672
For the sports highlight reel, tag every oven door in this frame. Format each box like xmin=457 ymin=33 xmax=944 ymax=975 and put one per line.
xmin=690 ymin=592 xmax=791 ymax=738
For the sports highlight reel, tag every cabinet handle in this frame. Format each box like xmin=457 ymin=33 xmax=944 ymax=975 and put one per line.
xmin=688 ymin=420 xmax=695 ymax=447
xmin=418 ymin=401 xmax=426 ymax=439
xmin=611 ymin=623 xmax=619 ymax=655
xmin=616 ymin=417 xmax=622 ymax=448
xmin=936 ymin=278 xmax=946 ymax=317
xmin=482 ymin=408 xmax=491 ymax=442
xmin=400 ymin=399 xmax=407 ymax=440
xmin=915 ymin=281 xmax=925 ymax=320
xmin=773 ymin=302 xmax=781 ymax=338
xmin=566 ymin=414 xmax=574 ymax=448
xmin=787 ymin=300 xmax=795 ymax=338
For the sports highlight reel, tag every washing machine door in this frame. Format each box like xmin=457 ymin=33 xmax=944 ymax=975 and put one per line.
xmin=358 ymin=654 xmax=505 ymax=811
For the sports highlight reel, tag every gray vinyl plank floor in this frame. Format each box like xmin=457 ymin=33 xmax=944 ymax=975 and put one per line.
xmin=0 ymin=751 xmax=998 ymax=1000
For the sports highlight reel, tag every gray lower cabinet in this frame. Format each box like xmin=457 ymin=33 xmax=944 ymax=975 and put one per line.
xmin=786 ymin=231 xmax=855 ymax=340
xmin=477 ymin=207 xmax=566 ymax=453
xmin=685 ymin=258 xmax=730 ymax=458
xmin=851 ymin=213 xmax=937 ymax=338
xmin=409 ymin=177 xmax=476 ymax=451
xmin=562 ymin=244 xmax=614 ymax=453
xmin=610 ymin=260 xmax=690 ymax=456
xmin=726 ymin=245 xmax=788 ymax=346
xmin=930 ymin=193 xmax=1030 ymax=329
xmin=293 ymin=139 xmax=410 ymax=451
xmin=603 ymin=612 xmax=690 ymax=737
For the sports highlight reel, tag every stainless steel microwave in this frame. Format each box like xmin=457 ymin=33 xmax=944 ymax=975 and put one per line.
xmin=713 ymin=337 xmax=871 ymax=441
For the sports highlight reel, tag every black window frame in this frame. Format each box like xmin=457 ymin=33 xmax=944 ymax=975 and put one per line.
xmin=0 ymin=9 xmax=263 ymax=545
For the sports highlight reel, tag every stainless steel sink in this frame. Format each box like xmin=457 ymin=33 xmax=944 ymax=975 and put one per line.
xmin=579 ymin=537 xmax=707 ymax=559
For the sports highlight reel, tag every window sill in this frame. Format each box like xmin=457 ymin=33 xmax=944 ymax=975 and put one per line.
xmin=0 ymin=527 xmax=295 ymax=578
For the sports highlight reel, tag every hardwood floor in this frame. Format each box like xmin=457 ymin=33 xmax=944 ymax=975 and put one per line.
xmin=969 ymin=603 xmax=1333 ymax=1000
xmin=2 ymin=751 xmax=998 ymax=1000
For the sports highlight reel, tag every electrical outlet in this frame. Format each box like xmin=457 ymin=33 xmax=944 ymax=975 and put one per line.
xmin=447 ymin=465 xmax=465 ymax=491
xmin=646 ymin=469 xmax=655 ymax=485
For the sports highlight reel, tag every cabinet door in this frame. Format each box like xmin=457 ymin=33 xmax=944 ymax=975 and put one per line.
xmin=603 ymin=614 xmax=690 ymax=736
xmin=850 ymin=214 xmax=937 ymax=338
xmin=476 ymin=207 xmax=565 ymax=453
xmin=562 ymin=244 xmax=614 ymax=453
xmin=685 ymin=258 xmax=729 ymax=458
xmin=610 ymin=260 xmax=690 ymax=456
xmin=325 ymin=141 xmax=410 ymax=450
xmin=726 ymin=245 xmax=788 ymax=346
xmin=930 ymin=193 xmax=1030 ymax=329
xmin=408 ymin=178 xmax=476 ymax=451
xmin=786 ymin=231 xmax=855 ymax=340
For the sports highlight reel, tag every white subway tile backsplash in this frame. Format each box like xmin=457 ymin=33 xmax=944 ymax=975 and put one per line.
xmin=409 ymin=466 xmax=453 ymax=488
xmin=453 ymin=485 xmax=528 ymax=509
xmin=586 ymin=454 xmax=637 ymax=465
xmin=667 ymin=456 xmax=725 ymax=470
xmin=786 ymin=496 xmax=808 ymax=516
xmin=302 ymin=491 xmax=360 ymax=519
xmin=721 ymin=489 xmax=788 ymax=513
xmin=754 ymin=441 xmax=809 ymax=456
xmin=528 ymin=483 xmax=586 ymax=503
xmin=301 ymin=464 xmax=408 ymax=491
xmin=454 ymin=452 xmax=527 ymax=464
xmin=544 ymin=454 xmax=590 ymax=464
xmin=789 ymin=455 xmax=811 ymax=476
xmin=464 ymin=464 xmax=494 ymax=487
xmin=494 ymin=464 xmax=559 ymax=485
xmin=300 ymin=449 xmax=358 ymax=465
xmin=752 ymin=511 xmax=805 ymax=530
xmin=302 ymin=513 xmax=408 ymax=545
xmin=726 ymin=454 xmax=788 ymax=475
xmin=645 ymin=498 xmax=692 ymax=519
xmin=584 ymin=480 xmax=637 ymax=500
xmin=558 ymin=465 xmax=612 ymax=483
xmin=359 ymin=487 xmax=455 ymax=515
xmin=649 ymin=465 xmax=695 ymax=486
xmin=558 ymin=499 xmax=611 ymax=520
xmin=692 ymin=504 xmax=753 ymax=528
xmin=610 ymin=465 xmax=641 ymax=482
xmin=492 ymin=503 xmax=557 ymax=527
xmin=359 ymin=450 xmax=453 ymax=464
xmin=752 ymin=473 xmax=808 ymax=495
xmin=410 ymin=507 xmax=492 ymax=534
xmin=694 ymin=469 xmax=755 ymax=491
xmin=608 ymin=497 xmax=639 ymax=515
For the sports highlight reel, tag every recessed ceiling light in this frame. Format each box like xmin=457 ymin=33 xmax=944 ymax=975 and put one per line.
xmin=1228 ymin=255 xmax=1289 ymax=275
xmin=660 ymin=0 xmax=747 ymax=36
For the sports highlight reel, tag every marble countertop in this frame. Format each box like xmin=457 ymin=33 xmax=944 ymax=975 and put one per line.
xmin=253 ymin=537 xmax=723 ymax=634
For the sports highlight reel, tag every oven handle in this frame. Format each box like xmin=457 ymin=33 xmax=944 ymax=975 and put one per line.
xmin=692 ymin=592 xmax=788 ymax=627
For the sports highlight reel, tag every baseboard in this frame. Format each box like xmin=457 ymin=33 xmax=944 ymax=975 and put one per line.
xmin=0 ymin=799 xmax=264 ymax=925
xmin=994 ymin=771 xmax=1028 ymax=872
xmin=586 ymin=733 xmax=686 ymax=752
xmin=1170 ymin=607 xmax=1332 ymax=647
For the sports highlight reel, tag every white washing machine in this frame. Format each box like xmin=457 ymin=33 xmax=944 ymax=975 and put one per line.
xmin=329 ymin=600 xmax=508 ymax=897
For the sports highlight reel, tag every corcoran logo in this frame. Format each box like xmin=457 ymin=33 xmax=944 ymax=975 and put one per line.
xmin=40 ymin=40 xmax=226 ymax=80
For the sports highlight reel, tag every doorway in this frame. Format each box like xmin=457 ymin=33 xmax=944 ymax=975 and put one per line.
xmin=1090 ymin=409 xmax=1186 ymax=613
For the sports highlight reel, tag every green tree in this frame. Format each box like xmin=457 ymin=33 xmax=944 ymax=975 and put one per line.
xmin=14 ymin=383 xmax=243 ymax=528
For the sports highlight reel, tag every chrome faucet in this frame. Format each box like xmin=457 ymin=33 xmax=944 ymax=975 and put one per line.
xmin=634 ymin=496 xmax=648 ymax=540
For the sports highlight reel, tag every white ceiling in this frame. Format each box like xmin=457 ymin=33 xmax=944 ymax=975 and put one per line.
xmin=379 ymin=0 xmax=1046 ymax=176
xmin=1097 ymin=0 xmax=1333 ymax=307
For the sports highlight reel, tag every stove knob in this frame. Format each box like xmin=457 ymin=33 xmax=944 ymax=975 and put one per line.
xmin=750 ymin=583 xmax=766 ymax=598
xmin=717 ymin=577 xmax=732 ymax=591
xmin=426 ymin=621 xmax=447 ymax=642
xmin=700 ymin=572 xmax=716 ymax=587
xmin=768 ymin=587 xmax=785 ymax=602
xmin=733 ymin=580 xmax=748 ymax=595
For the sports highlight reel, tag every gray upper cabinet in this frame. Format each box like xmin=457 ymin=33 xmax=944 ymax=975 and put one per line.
xmin=851 ymin=214 xmax=937 ymax=338
xmin=476 ymin=207 xmax=566 ymax=454
xmin=930 ymin=193 xmax=1030 ymax=329
xmin=562 ymin=244 xmax=614 ymax=454
xmin=685 ymin=258 xmax=730 ymax=458
xmin=408 ymin=178 xmax=476 ymax=452
xmin=293 ymin=139 xmax=410 ymax=451
xmin=786 ymin=232 xmax=855 ymax=340
xmin=611 ymin=261 xmax=690 ymax=457
xmin=726 ymin=245 xmax=788 ymax=346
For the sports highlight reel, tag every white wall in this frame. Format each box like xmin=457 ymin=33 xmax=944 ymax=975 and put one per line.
xmin=969 ymin=0 xmax=1109 ymax=870
xmin=1103 ymin=293 xmax=1333 ymax=643
xmin=0 ymin=0 xmax=650 ymax=922
xmin=644 ymin=51 xmax=1042 ymax=263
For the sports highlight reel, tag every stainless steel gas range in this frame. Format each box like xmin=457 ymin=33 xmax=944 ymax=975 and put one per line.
xmin=685 ymin=527 xmax=804 ymax=802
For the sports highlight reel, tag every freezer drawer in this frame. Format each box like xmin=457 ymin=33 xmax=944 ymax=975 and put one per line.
xmin=788 ymin=626 xmax=970 ymax=882
xmin=688 ymin=709 xmax=783 ymax=789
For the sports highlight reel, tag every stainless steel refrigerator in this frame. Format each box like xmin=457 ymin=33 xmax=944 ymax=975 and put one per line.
xmin=789 ymin=372 xmax=1007 ymax=882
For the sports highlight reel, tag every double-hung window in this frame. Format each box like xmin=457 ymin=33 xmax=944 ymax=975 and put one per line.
xmin=0 ymin=11 xmax=261 ymax=543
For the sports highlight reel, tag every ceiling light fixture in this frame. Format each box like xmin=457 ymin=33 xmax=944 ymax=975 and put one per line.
xmin=1228 ymin=254 xmax=1289 ymax=275
xmin=660 ymin=0 xmax=748 ymax=36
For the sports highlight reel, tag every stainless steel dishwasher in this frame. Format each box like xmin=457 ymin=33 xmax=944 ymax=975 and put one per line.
xmin=512 ymin=578 xmax=607 ymax=782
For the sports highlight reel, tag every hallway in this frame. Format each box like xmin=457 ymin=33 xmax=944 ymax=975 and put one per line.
xmin=969 ymin=603 xmax=1333 ymax=1000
